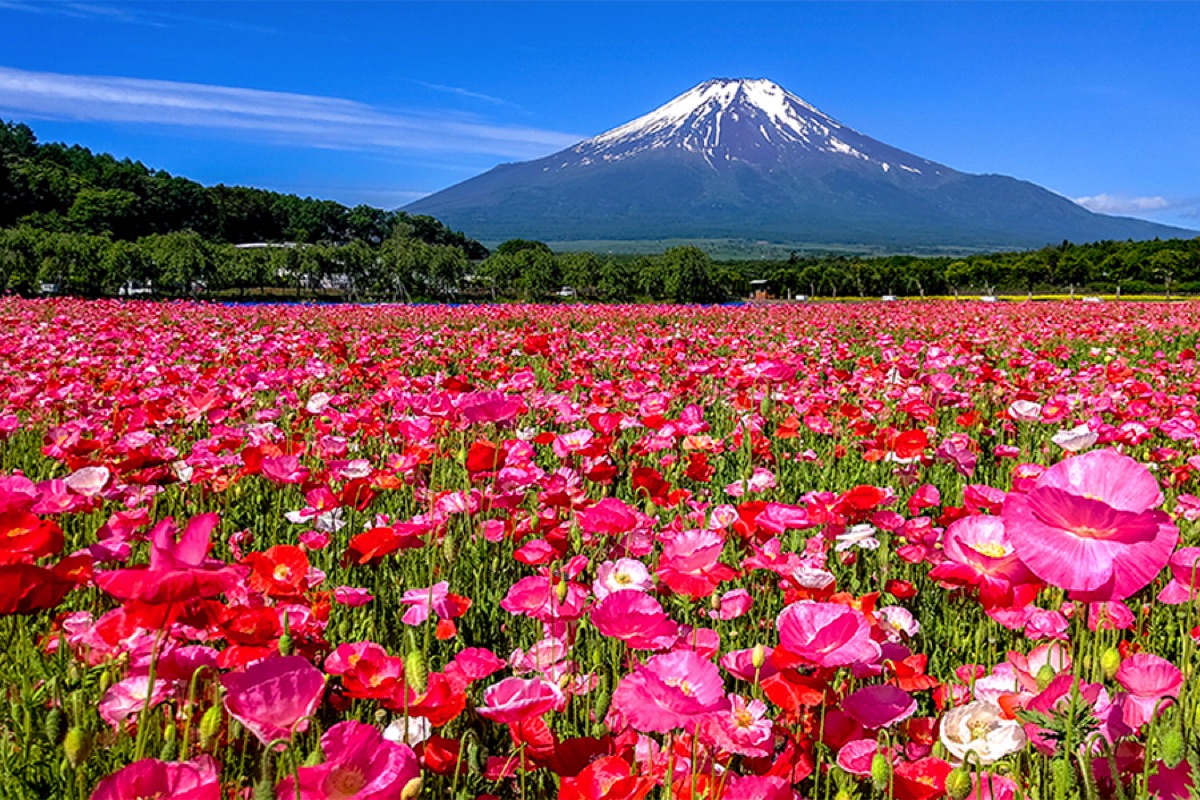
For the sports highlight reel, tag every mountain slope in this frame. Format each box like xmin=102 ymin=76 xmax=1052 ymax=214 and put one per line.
xmin=405 ymin=78 xmax=1191 ymax=250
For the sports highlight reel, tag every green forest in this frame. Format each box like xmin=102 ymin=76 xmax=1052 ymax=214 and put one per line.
xmin=2 ymin=119 xmax=1199 ymax=302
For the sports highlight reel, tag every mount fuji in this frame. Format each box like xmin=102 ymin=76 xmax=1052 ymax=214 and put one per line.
xmin=405 ymin=78 xmax=1191 ymax=251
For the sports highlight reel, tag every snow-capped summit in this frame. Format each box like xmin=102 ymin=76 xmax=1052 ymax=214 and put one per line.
xmin=405 ymin=77 xmax=1190 ymax=249
xmin=574 ymin=78 xmax=937 ymax=175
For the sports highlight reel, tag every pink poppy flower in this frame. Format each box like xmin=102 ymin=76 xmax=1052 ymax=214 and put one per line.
xmin=333 ymin=586 xmax=374 ymax=607
xmin=655 ymin=528 xmax=737 ymax=599
xmin=500 ymin=575 xmax=588 ymax=622
xmin=221 ymin=656 xmax=325 ymax=746
xmin=700 ymin=694 xmax=772 ymax=757
xmin=841 ymin=684 xmax=918 ymax=729
xmin=720 ymin=646 xmax=777 ymax=682
xmin=1002 ymin=449 xmax=1178 ymax=600
xmin=95 ymin=513 xmax=240 ymax=605
xmin=275 ymin=720 xmax=422 ymax=800
xmin=398 ymin=581 xmax=470 ymax=627
xmin=611 ymin=650 xmax=728 ymax=733
xmin=929 ymin=515 xmax=1039 ymax=608
xmin=775 ymin=602 xmax=881 ymax=669
xmin=89 ymin=757 xmax=220 ymax=800
xmin=1157 ymin=547 xmax=1200 ymax=604
xmin=476 ymin=677 xmax=563 ymax=723
xmin=708 ymin=588 xmax=753 ymax=621
xmin=98 ymin=675 xmax=172 ymax=728
xmin=577 ymin=498 xmax=641 ymax=536
xmin=1114 ymin=653 xmax=1182 ymax=730
xmin=837 ymin=739 xmax=891 ymax=776
xmin=590 ymin=591 xmax=680 ymax=651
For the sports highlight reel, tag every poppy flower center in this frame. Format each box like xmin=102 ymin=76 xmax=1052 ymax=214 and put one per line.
xmin=733 ymin=708 xmax=755 ymax=728
xmin=969 ymin=542 xmax=1009 ymax=558
xmin=665 ymin=677 xmax=694 ymax=695
xmin=273 ymin=564 xmax=293 ymax=581
xmin=326 ymin=765 xmax=367 ymax=798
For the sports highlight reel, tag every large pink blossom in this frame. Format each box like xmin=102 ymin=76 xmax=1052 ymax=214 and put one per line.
xmin=1002 ymin=449 xmax=1178 ymax=600
xmin=275 ymin=720 xmax=422 ymax=800
xmin=774 ymin=602 xmax=881 ymax=668
xmin=590 ymin=590 xmax=680 ymax=650
xmin=221 ymin=656 xmax=325 ymax=746
xmin=476 ymin=677 xmax=563 ymax=723
xmin=611 ymin=650 xmax=729 ymax=733
xmin=1114 ymin=653 xmax=1182 ymax=730
xmin=90 ymin=757 xmax=220 ymax=800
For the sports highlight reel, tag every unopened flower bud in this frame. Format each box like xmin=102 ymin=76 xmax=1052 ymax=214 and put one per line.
xmin=945 ymin=766 xmax=972 ymax=800
xmin=1100 ymin=647 xmax=1122 ymax=680
xmin=751 ymin=644 xmax=767 ymax=671
xmin=1036 ymin=663 xmax=1057 ymax=690
xmin=400 ymin=775 xmax=423 ymax=800
xmin=554 ymin=579 xmax=569 ymax=605
xmin=1159 ymin=728 xmax=1184 ymax=768
xmin=405 ymin=650 xmax=428 ymax=693
xmin=63 ymin=726 xmax=92 ymax=768
xmin=43 ymin=707 xmax=64 ymax=745
xmin=870 ymin=752 xmax=892 ymax=792
xmin=199 ymin=705 xmax=223 ymax=750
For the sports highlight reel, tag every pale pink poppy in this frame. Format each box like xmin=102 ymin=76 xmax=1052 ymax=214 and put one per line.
xmin=775 ymin=602 xmax=881 ymax=668
xmin=98 ymin=675 xmax=172 ymax=728
xmin=64 ymin=465 xmax=110 ymax=497
xmin=221 ymin=656 xmax=325 ymax=746
xmin=1158 ymin=547 xmax=1200 ymax=604
xmin=841 ymin=684 xmax=918 ymax=729
xmin=592 ymin=558 xmax=653 ymax=599
xmin=398 ymin=581 xmax=458 ymax=626
xmin=611 ymin=650 xmax=728 ymax=733
xmin=590 ymin=590 xmax=680 ymax=651
xmin=1114 ymin=653 xmax=1182 ymax=730
xmin=1008 ymin=400 xmax=1042 ymax=422
xmin=275 ymin=720 xmax=422 ymax=800
xmin=1002 ymin=449 xmax=1178 ymax=600
xmin=476 ymin=677 xmax=563 ymax=723
xmin=89 ymin=757 xmax=220 ymax=800
xmin=701 ymin=694 xmax=772 ymax=757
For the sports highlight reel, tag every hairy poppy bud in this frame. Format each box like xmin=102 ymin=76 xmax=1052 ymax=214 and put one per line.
xmin=870 ymin=752 xmax=891 ymax=792
xmin=1100 ymin=647 xmax=1122 ymax=680
xmin=945 ymin=766 xmax=972 ymax=800
xmin=405 ymin=650 xmax=428 ymax=693
xmin=63 ymin=726 xmax=92 ymax=768
xmin=43 ymin=707 xmax=64 ymax=745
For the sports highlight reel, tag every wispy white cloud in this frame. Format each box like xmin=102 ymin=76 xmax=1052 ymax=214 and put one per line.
xmin=411 ymin=80 xmax=522 ymax=110
xmin=0 ymin=66 xmax=581 ymax=159
xmin=1073 ymin=193 xmax=1172 ymax=215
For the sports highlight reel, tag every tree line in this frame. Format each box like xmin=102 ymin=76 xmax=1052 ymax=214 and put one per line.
xmin=3 ymin=118 xmax=1199 ymax=302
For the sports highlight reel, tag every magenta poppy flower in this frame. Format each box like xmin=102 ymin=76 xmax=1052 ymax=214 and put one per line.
xmin=1158 ymin=547 xmax=1200 ymax=604
xmin=1002 ymin=449 xmax=1178 ymax=600
xmin=929 ymin=515 xmax=1039 ymax=608
xmin=1114 ymin=653 xmax=1182 ymax=730
xmin=590 ymin=590 xmax=680 ymax=651
xmin=221 ymin=656 xmax=326 ymax=746
xmin=95 ymin=513 xmax=240 ymax=605
xmin=275 ymin=720 xmax=422 ymax=800
xmin=577 ymin=498 xmax=641 ymax=536
xmin=90 ymin=757 xmax=220 ymax=800
xmin=841 ymin=684 xmax=918 ymax=729
xmin=775 ymin=602 xmax=881 ymax=668
xmin=476 ymin=677 xmax=563 ymax=723
xmin=611 ymin=650 xmax=729 ymax=733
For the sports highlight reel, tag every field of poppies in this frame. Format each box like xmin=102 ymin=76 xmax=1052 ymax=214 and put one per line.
xmin=0 ymin=297 xmax=1198 ymax=800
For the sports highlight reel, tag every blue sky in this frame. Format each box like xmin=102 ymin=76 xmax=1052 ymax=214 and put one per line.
xmin=0 ymin=1 xmax=1197 ymax=230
